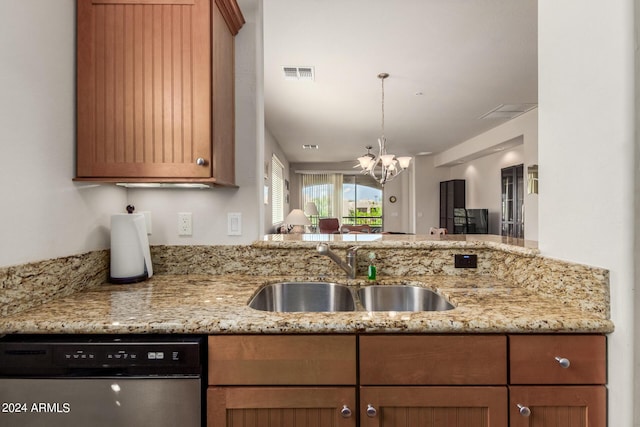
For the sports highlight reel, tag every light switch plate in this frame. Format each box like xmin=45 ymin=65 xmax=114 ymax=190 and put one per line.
xmin=228 ymin=212 xmax=242 ymax=236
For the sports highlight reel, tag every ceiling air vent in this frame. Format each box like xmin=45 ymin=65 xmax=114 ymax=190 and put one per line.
xmin=282 ymin=66 xmax=315 ymax=81
xmin=479 ymin=103 xmax=537 ymax=120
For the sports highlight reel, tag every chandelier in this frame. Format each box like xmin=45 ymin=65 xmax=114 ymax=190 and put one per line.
xmin=356 ymin=73 xmax=412 ymax=186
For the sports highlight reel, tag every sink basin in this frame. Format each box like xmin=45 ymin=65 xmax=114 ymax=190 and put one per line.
xmin=358 ymin=285 xmax=454 ymax=312
xmin=248 ymin=282 xmax=356 ymax=312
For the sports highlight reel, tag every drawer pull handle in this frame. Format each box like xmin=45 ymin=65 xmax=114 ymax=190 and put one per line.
xmin=366 ymin=404 xmax=377 ymax=417
xmin=340 ymin=405 xmax=352 ymax=418
xmin=555 ymin=356 xmax=571 ymax=368
xmin=517 ymin=404 xmax=531 ymax=417
xmin=196 ymin=157 xmax=207 ymax=166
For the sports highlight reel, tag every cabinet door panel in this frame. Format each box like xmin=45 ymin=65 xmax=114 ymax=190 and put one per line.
xmin=360 ymin=335 xmax=506 ymax=385
xmin=510 ymin=386 xmax=606 ymax=427
xmin=77 ymin=0 xmax=211 ymax=178
xmin=360 ymin=386 xmax=507 ymax=427
xmin=208 ymin=387 xmax=356 ymax=427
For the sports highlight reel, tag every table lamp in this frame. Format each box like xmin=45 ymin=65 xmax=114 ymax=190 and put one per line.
xmin=304 ymin=202 xmax=319 ymax=232
xmin=285 ymin=209 xmax=311 ymax=233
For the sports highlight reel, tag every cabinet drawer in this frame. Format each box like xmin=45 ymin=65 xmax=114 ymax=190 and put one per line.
xmin=509 ymin=335 xmax=606 ymax=384
xmin=359 ymin=335 xmax=507 ymax=385
xmin=208 ymin=335 xmax=356 ymax=385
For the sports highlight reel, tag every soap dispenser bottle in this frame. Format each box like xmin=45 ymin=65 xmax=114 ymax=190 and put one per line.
xmin=367 ymin=252 xmax=377 ymax=281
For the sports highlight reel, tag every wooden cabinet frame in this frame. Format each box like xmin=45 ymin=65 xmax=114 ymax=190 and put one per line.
xmin=206 ymin=334 xmax=607 ymax=427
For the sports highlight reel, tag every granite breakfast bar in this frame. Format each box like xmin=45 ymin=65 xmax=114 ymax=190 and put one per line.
xmin=0 ymin=234 xmax=613 ymax=426
xmin=0 ymin=234 xmax=614 ymax=334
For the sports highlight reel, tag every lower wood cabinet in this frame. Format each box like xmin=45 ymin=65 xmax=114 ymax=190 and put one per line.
xmin=508 ymin=335 xmax=607 ymax=427
xmin=207 ymin=334 xmax=607 ymax=427
xmin=208 ymin=386 xmax=356 ymax=427
xmin=360 ymin=386 xmax=508 ymax=427
xmin=509 ymin=386 xmax=606 ymax=427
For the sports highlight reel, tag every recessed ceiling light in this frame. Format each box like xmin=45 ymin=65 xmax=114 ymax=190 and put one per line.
xmin=416 ymin=151 xmax=432 ymax=156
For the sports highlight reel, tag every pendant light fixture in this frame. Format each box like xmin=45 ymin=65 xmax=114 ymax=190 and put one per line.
xmin=356 ymin=73 xmax=412 ymax=186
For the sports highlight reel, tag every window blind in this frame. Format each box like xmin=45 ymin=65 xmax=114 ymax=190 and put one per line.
xmin=271 ymin=155 xmax=285 ymax=225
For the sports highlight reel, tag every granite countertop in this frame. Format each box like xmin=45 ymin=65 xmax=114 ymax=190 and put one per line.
xmin=0 ymin=273 xmax=614 ymax=335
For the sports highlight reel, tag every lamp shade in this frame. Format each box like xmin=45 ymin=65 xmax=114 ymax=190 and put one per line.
xmin=304 ymin=202 xmax=319 ymax=216
xmin=285 ymin=209 xmax=311 ymax=226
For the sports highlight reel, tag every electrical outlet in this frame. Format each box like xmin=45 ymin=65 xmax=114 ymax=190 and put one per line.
xmin=178 ymin=212 xmax=192 ymax=236
xmin=455 ymin=254 xmax=477 ymax=268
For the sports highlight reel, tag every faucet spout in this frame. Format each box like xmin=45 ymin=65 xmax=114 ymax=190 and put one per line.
xmin=317 ymin=243 xmax=358 ymax=279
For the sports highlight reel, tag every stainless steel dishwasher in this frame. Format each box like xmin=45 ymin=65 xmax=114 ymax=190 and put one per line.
xmin=0 ymin=334 xmax=204 ymax=427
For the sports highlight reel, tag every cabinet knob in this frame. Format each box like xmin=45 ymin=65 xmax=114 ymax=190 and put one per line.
xmin=366 ymin=404 xmax=377 ymax=417
xmin=196 ymin=157 xmax=207 ymax=166
xmin=517 ymin=404 xmax=531 ymax=417
xmin=340 ymin=405 xmax=352 ymax=418
xmin=555 ymin=356 xmax=571 ymax=368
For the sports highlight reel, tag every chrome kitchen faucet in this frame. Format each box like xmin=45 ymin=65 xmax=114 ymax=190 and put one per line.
xmin=316 ymin=243 xmax=359 ymax=279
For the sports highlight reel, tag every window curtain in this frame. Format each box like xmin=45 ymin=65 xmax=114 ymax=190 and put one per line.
xmin=300 ymin=173 xmax=343 ymax=220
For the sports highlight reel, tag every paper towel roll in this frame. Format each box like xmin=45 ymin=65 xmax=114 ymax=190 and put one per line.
xmin=109 ymin=213 xmax=153 ymax=284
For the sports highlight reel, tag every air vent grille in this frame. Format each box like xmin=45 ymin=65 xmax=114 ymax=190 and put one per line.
xmin=282 ymin=66 xmax=315 ymax=81
xmin=479 ymin=103 xmax=537 ymax=120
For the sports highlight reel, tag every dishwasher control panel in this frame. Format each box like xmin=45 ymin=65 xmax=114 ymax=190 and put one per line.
xmin=0 ymin=335 xmax=203 ymax=377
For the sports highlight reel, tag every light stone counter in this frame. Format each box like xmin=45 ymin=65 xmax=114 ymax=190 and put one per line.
xmin=0 ymin=235 xmax=614 ymax=335
xmin=0 ymin=273 xmax=614 ymax=335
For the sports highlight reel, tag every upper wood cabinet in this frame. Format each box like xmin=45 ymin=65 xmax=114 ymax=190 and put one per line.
xmin=76 ymin=0 xmax=244 ymax=186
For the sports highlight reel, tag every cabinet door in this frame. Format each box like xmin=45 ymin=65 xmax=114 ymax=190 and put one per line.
xmin=360 ymin=386 xmax=507 ymax=427
xmin=510 ymin=386 xmax=606 ymax=427
xmin=208 ymin=387 xmax=357 ymax=427
xmin=77 ymin=0 xmax=212 ymax=179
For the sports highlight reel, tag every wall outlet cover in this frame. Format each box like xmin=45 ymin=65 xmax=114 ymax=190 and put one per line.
xmin=454 ymin=254 xmax=478 ymax=268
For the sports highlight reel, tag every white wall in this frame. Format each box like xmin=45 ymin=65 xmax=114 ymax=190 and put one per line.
xmin=538 ymin=1 xmax=635 ymax=425
xmin=414 ymin=155 xmax=449 ymax=234
xmin=451 ymin=146 xmax=524 ymax=235
xmin=415 ymin=108 xmax=538 ymax=238
xmin=0 ymin=0 xmax=125 ymax=268
xmin=382 ymin=168 xmax=412 ymax=233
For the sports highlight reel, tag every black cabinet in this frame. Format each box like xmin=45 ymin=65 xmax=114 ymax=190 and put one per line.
xmin=439 ymin=180 xmax=465 ymax=234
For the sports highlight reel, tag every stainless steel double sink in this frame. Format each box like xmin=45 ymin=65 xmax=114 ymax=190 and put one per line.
xmin=248 ymin=281 xmax=454 ymax=313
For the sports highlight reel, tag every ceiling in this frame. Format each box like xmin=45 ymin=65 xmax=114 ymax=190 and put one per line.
xmin=263 ymin=0 xmax=538 ymax=164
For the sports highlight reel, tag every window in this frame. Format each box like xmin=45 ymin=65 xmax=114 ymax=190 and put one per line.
xmin=271 ymin=155 xmax=285 ymax=225
xmin=301 ymin=173 xmax=342 ymax=218
xmin=342 ymin=175 xmax=383 ymax=229
xmin=300 ymin=173 xmax=383 ymax=231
